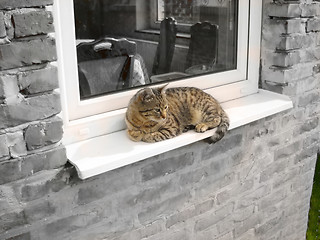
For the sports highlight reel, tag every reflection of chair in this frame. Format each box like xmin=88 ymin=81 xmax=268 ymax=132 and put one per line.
xmin=152 ymin=17 xmax=177 ymax=75
xmin=77 ymin=37 xmax=148 ymax=99
xmin=185 ymin=22 xmax=219 ymax=71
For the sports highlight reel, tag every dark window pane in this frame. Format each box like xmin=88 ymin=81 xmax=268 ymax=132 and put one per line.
xmin=74 ymin=0 xmax=238 ymax=99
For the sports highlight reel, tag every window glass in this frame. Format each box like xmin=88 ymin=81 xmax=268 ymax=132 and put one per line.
xmin=74 ymin=0 xmax=238 ymax=99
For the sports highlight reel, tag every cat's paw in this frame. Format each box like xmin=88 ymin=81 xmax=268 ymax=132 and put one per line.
xmin=127 ymin=129 xmax=143 ymax=141
xmin=195 ymin=123 xmax=209 ymax=133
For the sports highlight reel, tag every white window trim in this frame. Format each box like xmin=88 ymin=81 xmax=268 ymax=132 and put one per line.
xmin=53 ymin=0 xmax=293 ymax=179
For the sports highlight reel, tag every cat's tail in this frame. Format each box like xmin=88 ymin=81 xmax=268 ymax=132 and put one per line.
xmin=210 ymin=110 xmax=229 ymax=144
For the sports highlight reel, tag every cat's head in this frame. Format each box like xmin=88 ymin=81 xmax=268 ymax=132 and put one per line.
xmin=131 ymin=84 xmax=169 ymax=122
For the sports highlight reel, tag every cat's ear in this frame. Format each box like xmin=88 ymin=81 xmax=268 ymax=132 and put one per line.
xmin=138 ymin=88 xmax=155 ymax=102
xmin=159 ymin=83 xmax=169 ymax=95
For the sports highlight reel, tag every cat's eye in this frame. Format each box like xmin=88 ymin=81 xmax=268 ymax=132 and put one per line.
xmin=164 ymin=106 xmax=168 ymax=110
xmin=154 ymin=108 xmax=161 ymax=113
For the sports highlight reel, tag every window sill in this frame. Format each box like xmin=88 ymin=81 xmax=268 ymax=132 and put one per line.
xmin=67 ymin=90 xmax=293 ymax=180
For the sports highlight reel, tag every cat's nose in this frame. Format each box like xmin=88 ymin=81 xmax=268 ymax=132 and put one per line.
xmin=161 ymin=112 xmax=166 ymax=119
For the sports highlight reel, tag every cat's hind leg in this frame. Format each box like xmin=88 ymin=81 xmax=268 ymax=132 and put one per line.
xmin=195 ymin=116 xmax=221 ymax=133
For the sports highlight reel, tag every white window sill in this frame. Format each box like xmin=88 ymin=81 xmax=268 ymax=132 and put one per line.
xmin=66 ymin=90 xmax=293 ymax=180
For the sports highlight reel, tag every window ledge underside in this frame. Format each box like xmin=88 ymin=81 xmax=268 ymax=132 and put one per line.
xmin=67 ymin=90 xmax=293 ymax=180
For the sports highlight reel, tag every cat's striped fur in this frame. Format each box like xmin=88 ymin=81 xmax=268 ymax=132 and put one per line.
xmin=125 ymin=85 xmax=229 ymax=143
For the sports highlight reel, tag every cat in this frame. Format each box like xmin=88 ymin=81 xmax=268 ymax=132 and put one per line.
xmin=125 ymin=85 xmax=229 ymax=143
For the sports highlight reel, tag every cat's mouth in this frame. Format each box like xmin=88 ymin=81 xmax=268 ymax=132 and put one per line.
xmin=151 ymin=116 xmax=166 ymax=123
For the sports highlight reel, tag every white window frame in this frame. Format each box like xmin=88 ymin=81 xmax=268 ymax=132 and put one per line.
xmin=53 ymin=0 xmax=262 ymax=145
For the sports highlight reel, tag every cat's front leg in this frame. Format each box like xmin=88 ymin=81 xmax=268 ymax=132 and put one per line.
xmin=142 ymin=127 xmax=180 ymax=143
xmin=127 ymin=129 xmax=144 ymax=142
xmin=142 ymin=131 xmax=167 ymax=143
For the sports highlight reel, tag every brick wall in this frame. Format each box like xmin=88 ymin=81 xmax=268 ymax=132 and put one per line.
xmin=0 ymin=0 xmax=319 ymax=239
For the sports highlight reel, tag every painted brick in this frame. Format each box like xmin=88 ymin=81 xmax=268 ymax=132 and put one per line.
xmin=316 ymin=32 xmax=320 ymax=45
xmin=195 ymin=225 xmax=219 ymax=240
xmin=255 ymin=215 xmax=284 ymax=236
xmin=0 ymin=134 xmax=9 ymax=160
xmin=307 ymin=18 xmax=320 ymax=32
xmin=24 ymin=116 xmax=63 ymax=150
xmin=12 ymin=9 xmax=54 ymax=38
xmin=260 ymin=160 xmax=287 ymax=183
xmin=233 ymin=205 xmax=255 ymax=223
xmin=166 ymin=198 xmax=214 ymax=228
xmin=112 ymin=220 xmax=164 ymax=240
xmin=291 ymin=170 xmax=315 ymax=193
xmin=215 ymin=231 xmax=234 ymax=240
xmin=303 ymin=131 xmax=320 ymax=148
xmin=0 ymin=12 xmax=6 ymax=38
xmin=0 ymin=184 xmax=20 ymax=216
xmin=277 ymin=34 xmax=315 ymax=51
xmin=17 ymin=64 xmax=59 ymax=94
xmin=237 ymin=229 xmax=255 ymax=240
xmin=179 ymin=154 xmax=236 ymax=187
xmin=274 ymin=141 xmax=301 ymax=161
xmin=150 ymin=229 xmax=191 ymax=240
xmin=201 ymin=133 xmax=243 ymax=160
xmin=263 ymin=18 xmax=306 ymax=36
xmin=77 ymin=169 xmax=135 ymax=206
xmin=6 ymin=131 xmax=27 ymax=158
xmin=299 ymin=46 xmax=320 ymax=63
xmin=127 ymin=180 xmax=174 ymax=206
xmin=261 ymin=62 xmax=314 ymax=84
xmin=193 ymin=171 xmax=236 ymax=201
xmin=43 ymin=213 xmax=100 ymax=238
xmin=0 ymin=211 xmax=26 ymax=232
xmin=0 ymin=37 xmax=56 ymax=70
xmin=4 ymin=232 xmax=31 ymax=240
xmin=0 ymin=0 xmax=53 ymax=10
xmin=216 ymin=179 xmax=254 ymax=205
xmin=273 ymin=50 xmax=300 ymax=67
xmin=273 ymin=168 xmax=299 ymax=189
xmin=17 ymin=168 xmax=71 ymax=202
xmin=263 ymin=32 xmax=316 ymax=52
xmin=298 ymin=117 xmax=319 ymax=134
xmin=217 ymin=217 xmax=234 ymax=236
xmin=194 ymin=202 xmax=234 ymax=232
xmin=0 ymin=74 xmax=19 ymax=100
xmin=0 ymin=145 xmax=66 ymax=184
xmin=234 ymin=214 xmax=261 ymax=239
xmin=24 ymin=200 xmax=55 ymax=222
xmin=259 ymin=189 xmax=288 ymax=211
xmin=301 ymin=3 xmax=320 ymax=17
xmin=298 ymin=91 xmax=320 ymax=107
xmin=300 ymin=0 xmax=313 ymax=4
xmin=141 ymin=152 xmax=194 ymax=181
xmin=138 ymin=192 xmax=192 ymax=224
xmin=313 ymin=63 xmax=320 ymax=74
xmin=54 ymin=216 xmax=134 ymax=240
xmin=267 ymin=3 xmax=301 ymax=18
xmin=0 ymin=91 xmax=61 ymax=129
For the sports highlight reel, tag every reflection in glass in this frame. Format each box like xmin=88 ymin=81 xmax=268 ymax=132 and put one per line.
xmin=74 ymin=0 xmax=238 ymax=99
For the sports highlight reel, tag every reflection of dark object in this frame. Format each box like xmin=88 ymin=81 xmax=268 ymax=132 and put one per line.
xmin=74 ymin=0 xmax=104 ymax=39
xmin=77 ymin=37 xmax=136 ymax=99
xmin=185 ymin=22 xmax=219 ymax=71
xmin=152 ymin=17 xmax=177 ymax=76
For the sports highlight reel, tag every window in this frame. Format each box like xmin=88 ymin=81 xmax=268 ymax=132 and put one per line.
xmin=53 ymin=0 xmax=262 ymax=145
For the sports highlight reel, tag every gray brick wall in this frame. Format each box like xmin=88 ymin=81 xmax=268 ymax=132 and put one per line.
xmin=0 ymin=0 xmax=319 ymax=239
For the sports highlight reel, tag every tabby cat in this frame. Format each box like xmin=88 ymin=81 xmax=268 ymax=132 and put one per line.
xmin=125 ymin=85 xmax=229 ymax=143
